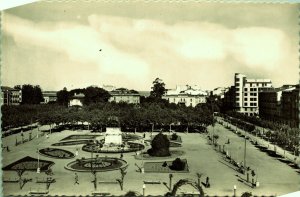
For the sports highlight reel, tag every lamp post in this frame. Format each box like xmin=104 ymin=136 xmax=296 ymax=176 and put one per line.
xmin=169 ymin=173 xmax=173 ymax=191
xmin=244 ymin=127 xmax=247 ymax=171
xmin=142 ymin=184 xmax=146 ymax=196
xmin=233 ymin=185 xmax=237 ymax=197
xmin=37 ymin=144 xmax=40 ymax=173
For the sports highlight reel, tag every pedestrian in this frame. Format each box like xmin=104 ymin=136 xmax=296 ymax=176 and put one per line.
xmin=6 ymin=146 xmax=10 ymax=152
xmin=251 ymin=170 xmax=256 ymax=187
xmin=74 ymin=173 xmax=79 ymax=185
xmin=120 ymin=153 xmax=123 ymax=159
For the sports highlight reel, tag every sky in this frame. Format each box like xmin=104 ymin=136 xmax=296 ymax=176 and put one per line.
xmin=1 ymin=1 xmax=299 ymax=91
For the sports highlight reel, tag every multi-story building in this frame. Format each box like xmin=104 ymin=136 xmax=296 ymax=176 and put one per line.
xmin=281 ymin=86 xmax=299 ymax=128
xmin=109 ymin=88 xmax=140 ymax=104
xmin=42 ymin=91 xmax=57 ymax=104
xmin=234 ymin=73 xmax=273 ymax=116
xmin=258 ymin=85 xmax=295 ymax=123
xmin=1 ymin=86 xmax=22 ymax=105
xmin=162 ymin=85 xmax=207 ymax=107
xmin=222 ymin=86 xmax=236 ymax=112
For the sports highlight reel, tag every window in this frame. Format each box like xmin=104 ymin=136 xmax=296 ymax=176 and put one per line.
xmin=244 ymin=98 xmax=248 ymax=101
xmin=244 ymin=88 xmax=248 ymax=91
xmin=244 ymin=103 xmax=247 ymax=106
xmin=244 ymin=93 xmax=248 ymax=96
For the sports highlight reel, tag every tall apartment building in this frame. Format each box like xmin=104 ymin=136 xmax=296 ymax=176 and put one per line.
xmin=281 ymin=86 xmax=299 ymax=128
xmin=1 ymin=86 xmax=22 ymax=105
xmin=259 ymin=85 xmax=299 ymax=128
xmin=162 ymin=85 xmax=207 ymax=107
xmin=234 ymin=73 xmax=273 ymax=116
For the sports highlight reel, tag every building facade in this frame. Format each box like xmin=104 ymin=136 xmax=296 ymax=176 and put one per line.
xmin=234 ymin=73 xmax=273 ymax=116
xmin=222 ymin=86 xmax=236 ymax=112
xmin=1 ymin=86 xmax=22 ymax=105
xmin=281 ymin=86 xmax=299 ymax=128
xmin=109 ymin=88 xmax=140 ymax=104
xmin=162 ymin=85 xmax=207 ymax=107
xmin=42 ymin=91 xmax=57 ymax=104
xmin=69 ymin=93 xmax=84 ymax=107
xmin=259 ymin=85 xmax=299 ymax=128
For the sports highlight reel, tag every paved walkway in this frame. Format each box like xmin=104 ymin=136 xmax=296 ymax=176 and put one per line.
xmin=216 ymin=116 xmax=300 ymax=166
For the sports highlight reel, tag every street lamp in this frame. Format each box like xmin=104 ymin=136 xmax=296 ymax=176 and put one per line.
xmin=243 ymin=127 xmax=247 ymax=171
xmin=142 ymin=184 xmax=146 ymax=196
xmin=37 ymin=144 xmax=40 ymax=173
xmin=233 ymin=185 xmax=237 ymax=197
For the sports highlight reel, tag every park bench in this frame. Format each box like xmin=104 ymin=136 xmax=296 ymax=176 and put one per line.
xmin=98 ymin=181 xmax=118 ymax=184
xmin=91 ymin=191 xmax=110 ymax=196
xmin=36 ymin=177 xmax=56 ymax=183
xmin=144 ymin=180 xmax=161 ymax=184
xmin=29 ymin=189 xmax=49 ymax=195
xmin=3 ymin=178 xmax=19 ymax=183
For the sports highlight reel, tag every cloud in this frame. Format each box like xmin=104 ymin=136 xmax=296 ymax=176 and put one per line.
xmin=2 ymin=13 xmax=297 ymax=91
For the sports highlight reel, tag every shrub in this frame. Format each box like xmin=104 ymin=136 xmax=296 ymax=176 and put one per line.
xmin=147 ymin=133 xmax=170 ymax=157
xmin=171 ymin=133 xmax=178 ymax=140
xmin=169 ymin=158 xmax=186 ymax=171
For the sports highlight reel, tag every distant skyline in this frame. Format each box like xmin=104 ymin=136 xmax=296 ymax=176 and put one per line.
xmin=1 ymin=2 xmax=299 ymax=91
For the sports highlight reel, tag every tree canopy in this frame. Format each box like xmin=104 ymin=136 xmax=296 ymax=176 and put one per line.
xmin=150 ymin=78 xmax=166 ymax=99
xmin=19 ymin=84 xmax=44 ymax=104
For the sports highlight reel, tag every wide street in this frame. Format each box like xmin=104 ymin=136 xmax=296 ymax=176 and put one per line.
xmin=2 ymin=124 xmax=300 ymax=196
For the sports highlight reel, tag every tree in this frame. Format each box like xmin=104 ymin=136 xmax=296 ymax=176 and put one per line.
xmin=57 ymin=87 xmax=69 ymax=106
xmin=150 ymin=78 xmax=166 ymax=99
xmin=147 ymin=132 xmax=170 ymax=157
xmin=21 ymin=84 xmax=44 ymax=104
xmin=84 ymin=86 xmax=111 ymax=105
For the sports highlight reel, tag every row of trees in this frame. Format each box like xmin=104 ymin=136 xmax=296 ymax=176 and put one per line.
xmin=14 ymin=84 xmax=44 ymax=104
xmin=221 ymin=114 xmax=299 ymax=155
xmin=3 ymin=78 xmax=220 ymax=132
xmin=57 ymin=86 xmax=112 ymax=106
xmin=2 ymin=100 xmax=216 ymax=133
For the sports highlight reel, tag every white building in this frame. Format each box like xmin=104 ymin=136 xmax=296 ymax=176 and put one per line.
xmin=211 ymin=87 xmax=229 ymax=99
xmin=104 ymin=127 xmax=122 ymax=146
xmin=101 ymin=85 xmax=116 ymax=92
xmin=234 ymin=73 xmax=273 ymax=116
xmin=163 ymin=85 xmax=208 ymax=107
xmin=109 ymin=88 xmax=140 ymax=104
xmin=42 ymin=91 xmax=57 ymax=104
xmin=69 ymin=93 xmax=84 ymax=107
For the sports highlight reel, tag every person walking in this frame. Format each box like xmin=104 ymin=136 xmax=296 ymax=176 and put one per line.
xmin=74 ymin=173 xmax=79 ymax=185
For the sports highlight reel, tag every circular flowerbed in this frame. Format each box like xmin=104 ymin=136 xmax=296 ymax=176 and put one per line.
xmin=65 ymin=157 xmax=127 ymax=172
xmin=39 ymin=148 xmax=75 ymax=159
xmin=52 ymin=140 xmax=91 ymax=146
xmin=82 ymin=142 xmax=145 ymax=153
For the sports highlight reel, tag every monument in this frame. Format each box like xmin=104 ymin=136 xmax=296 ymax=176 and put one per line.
xmin=104 ymin=127 xmax=122 ymax=146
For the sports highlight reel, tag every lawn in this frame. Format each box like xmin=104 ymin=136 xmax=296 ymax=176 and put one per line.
xmin=144 ymin=159 xmax=189 ymax=173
